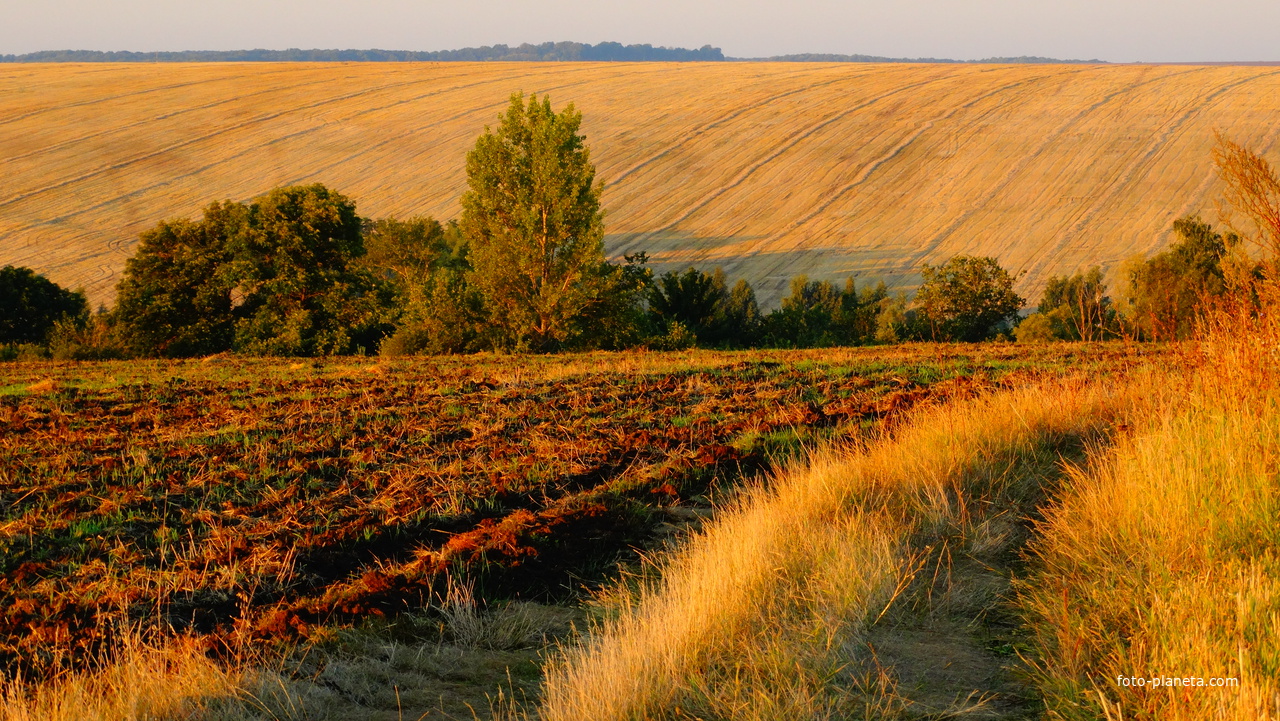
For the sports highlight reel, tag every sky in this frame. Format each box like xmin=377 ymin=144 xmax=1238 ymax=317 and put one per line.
xmin=4 ymin=0 xmax=1279 ymax=63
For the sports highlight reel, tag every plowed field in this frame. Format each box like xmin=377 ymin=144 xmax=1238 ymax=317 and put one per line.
xmin=4 ymin=62 xmax=1279 ymax=307
xmin=0 ymin=344 xmax=1157 ymax=674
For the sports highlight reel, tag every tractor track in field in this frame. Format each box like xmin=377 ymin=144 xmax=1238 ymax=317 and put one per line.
xmin=1023 ymin=68 xmax=1280 ymax=284
xmin=725 ymin=65 xmax=1101 ymax=283
xmin=906 ymin=66 xmax=1210 ymax=272
xmin=0 ymin=65 xmax=607 ymax=213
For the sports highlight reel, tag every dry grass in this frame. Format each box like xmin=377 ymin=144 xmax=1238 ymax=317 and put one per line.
xmin=537 ymin=371 xmax=1161 ymax=720
xmin=6 ymin=63 xmax=1280 ymax=307
xmin=0 ymin=636 xmax=249 ymax=721
xmin=0 ymin=595 xmax=578 ymax=721
xmin=1020 ymin=283 xmax=1280 ymax=720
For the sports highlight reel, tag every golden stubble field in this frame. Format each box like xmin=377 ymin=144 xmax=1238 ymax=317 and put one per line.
xmin=3 ymin=61 xmax=1280 ymax=307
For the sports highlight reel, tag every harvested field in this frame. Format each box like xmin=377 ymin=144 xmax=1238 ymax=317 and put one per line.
xmin=0 ymin=344 xmax=1156 ymax=675
xmin=4 ymin=62 xmax=1280 ymax=307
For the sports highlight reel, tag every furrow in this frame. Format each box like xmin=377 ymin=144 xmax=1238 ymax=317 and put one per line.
xmin=0 ymin=65 xmax=599 ymax=213
xmin=907 ymin=66 xmax=1211 ymax=269
xmin=606 ymin=65 xmax=870 ymax=186
xmin=0 ymin=64 xmax=309 ymax=127
xmin=611 ymin=67 xmax=958 ymax=258
xmin=1023 ymin=68 xmax=1280 ymax=284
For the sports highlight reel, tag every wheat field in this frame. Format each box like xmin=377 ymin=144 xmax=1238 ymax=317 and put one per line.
xmin=4 ymin=61 xmax=1280 ymax=307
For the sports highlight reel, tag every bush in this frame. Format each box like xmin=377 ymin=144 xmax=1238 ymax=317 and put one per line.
xmin=1014 ymin=313 xmax=1057 ymax=343
xmin=0 ymin=343 xmax=48 ymax=362
xmin=1116 ymin=216 xmax=1236 ymax=340
xmin=652 ymin=321 xmax=697 ymax=351
xmin=47 ymin=316 xmax=129 ymax=360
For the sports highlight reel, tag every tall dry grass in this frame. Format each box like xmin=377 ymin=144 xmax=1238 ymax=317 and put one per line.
xmin=1021 ymin=281 xmax=1280 ymax=720
xmin=538 ymin=372 xmax=1159 ymax=720
xmin=1 ymin=637 xmax=251 ymax=721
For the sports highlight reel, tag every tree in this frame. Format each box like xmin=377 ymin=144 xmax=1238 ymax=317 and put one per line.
xmin=763 ymin=275 xmax=843 ymax=347
xmin=117 ymin=184 xmax=396 ymax=357
xmin=0 ymin=266 xmax=88 ymax=345
xmin=874 ymin=293 xmax=911 ymax=343
xmin=1117 ymin=216 xmax=1234 ymax=340
xmin=115 ymin=202 xmax=240 ymax=357
xmin=838 ymin=278 xmax=888 ymax=343
xmin=648 ymin=266 xmax=728 ymax=345
xmin=915 ymin=255 xmax=1023 ymax=342
xmin=1038 ymin=266 xmax=1113 ymax=341
xmin=461 ymin=92 xmax=607 ymax=351
xmin=230 ymin=184 xmax=394 ymax=355
xmin=721 ymin=279 xmax=762 ymax=347
xmin=359 ymin=216 xmax=458 ymax=297
xmin=1014 ymin=313 xmax=1056 ymax=344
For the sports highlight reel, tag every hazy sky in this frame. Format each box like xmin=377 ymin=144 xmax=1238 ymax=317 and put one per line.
xmin=4 ymin=0 xmax=1278 ymax=62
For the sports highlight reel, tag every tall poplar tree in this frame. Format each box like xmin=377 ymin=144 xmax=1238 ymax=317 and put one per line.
xmin=460 ymin=92 xmax=606 ymax=351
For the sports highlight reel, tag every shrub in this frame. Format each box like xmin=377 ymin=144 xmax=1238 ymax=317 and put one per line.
xmin=1014 ymin=313 xmax=1056 ymax=343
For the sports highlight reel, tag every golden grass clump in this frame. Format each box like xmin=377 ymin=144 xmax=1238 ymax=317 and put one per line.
xmin=1021 ymin=281 xmax=1280 ymax=719
xmin=538 ymin=372 xmax=1156 ymax=720
xmin=0 ymin=637 xmax=243 ymax=721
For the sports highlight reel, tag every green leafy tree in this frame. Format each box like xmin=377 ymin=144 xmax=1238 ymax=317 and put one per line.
xmin=838 ymin=278 xmax=888 ymax=343
xmin=764 ymin=275 xmax=843 ymax=347
xmin=874 ymin=293 xmax=911 ymax=343
xmin=117 ymin=184 xmax=396 ymax=357
xmin=1118 ymin=216 xmax=1234 ymax=340
xmin=915 ymin=255 xmax=1024 ymax=342
xmin=648 ymin=266 xmax=728 ymax=345
xmin=115 ymin=202 xmax=241 ymax=356
xmin=359 ymin=216 xmax=459 ymax=297
xmin=1038 ymin=266 xmax=1113 ymax=341
xmin=461 ymin=92 xmax=607 ymax=351
xmin=228 ymin=184 xmax=394 ymax=355
xmin=379 ymin=267 xmax=487 ymax=356
xmin=0 ymin=266 xmax=88 ymax=345
xmin=1014 ymin=313 xmax=1056 ymax=344
xmin=721 ymin=279 xmax=762 ymax=347
xmin=576 ymin=253 xmax=653 ymax=350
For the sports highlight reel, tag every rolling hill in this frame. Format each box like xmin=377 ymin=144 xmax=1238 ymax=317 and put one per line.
xmin=3 ymin=61 xmax=1279 ymax=308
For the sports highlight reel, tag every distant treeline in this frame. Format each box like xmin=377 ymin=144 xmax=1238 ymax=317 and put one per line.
xmin=0 ymin=45 xmax=1104 ymax=64
xmin=738 ymin=54 xmax=1107 ymax=64
xmin=0 ymin=42 xmax=725 ymax=63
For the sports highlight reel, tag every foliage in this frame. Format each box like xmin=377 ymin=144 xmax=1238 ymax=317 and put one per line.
xmin=874 ymin=293 xmax=912 ymax=343
xmin=1014 ymin=313 xmax=1056 ymax=343
xmin=0 ymin=265 xmax=87 ymax=345
xmin=380 ymin=267 xmax=488 ymax=356
xmin=229 ymin=185 xmax=394 ymax=356
xmin=114 ymin=203 xmax=240 ymax=357
xmin=575 ymin=253 xmax=654 ymax=350
xmin=766 ymin=275 xmax=844 ymax=347
xmin=1117 ymin=216 xmax=1235 ymax=340
xmin=116 ymin=185 xmax=397 ymax=357
xmin=762 ymin=276 xmax=887 ymax=347
xmin=358 ymin=216 xmax=461 ymax=298
xmin=1213 ymin=130 xmax=1280 ymax=262
xmin=461 ymin=93 xmax=607 ymax=351
xmin=47 ymin=312 xmax=129 ymax=360
xmin=648 ymin=267 xmax=727 ymax=346
xmin=1037 ymin=266 xmax=1114 ymax=341
xmin=915 ymin=255 xmax=1024 ymax=342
